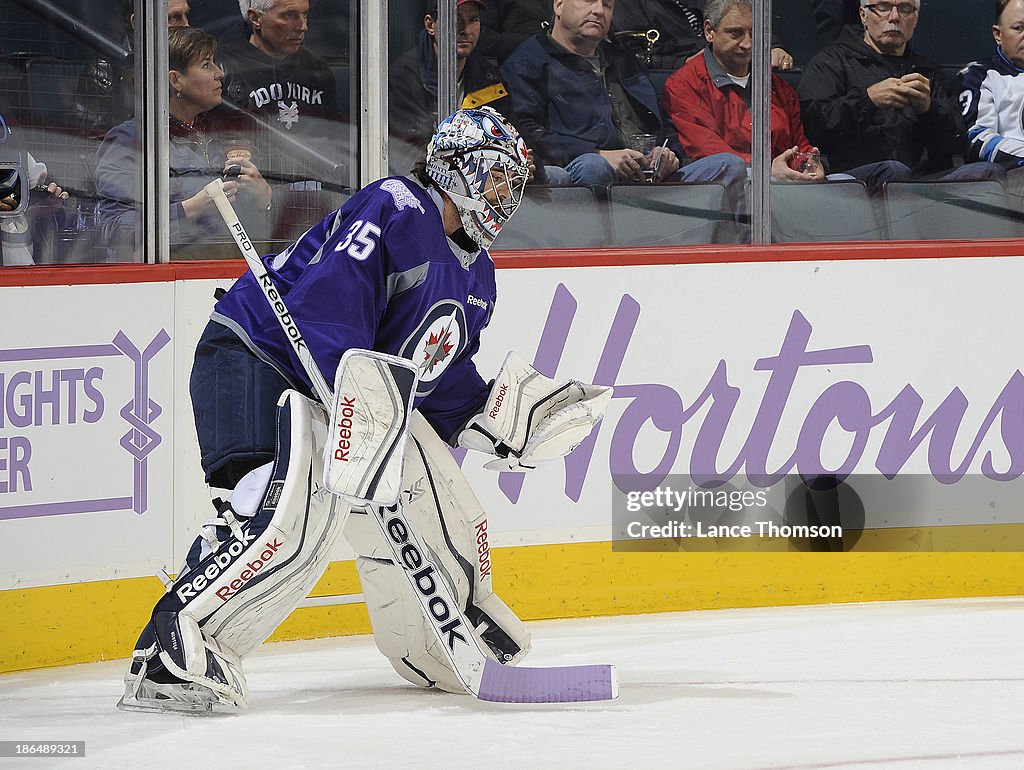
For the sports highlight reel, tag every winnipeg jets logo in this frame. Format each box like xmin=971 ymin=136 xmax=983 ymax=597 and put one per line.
xmin=421 ymin=322 xmax=455 ymax=374
xmin=278 ymin=101 xmax=300 ymax=129
xmin=400 ymin=301 xmax=468 ymax=398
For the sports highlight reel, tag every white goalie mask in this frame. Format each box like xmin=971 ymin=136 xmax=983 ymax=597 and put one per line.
xmin=425 ymin=106 xmax=530 ymax=251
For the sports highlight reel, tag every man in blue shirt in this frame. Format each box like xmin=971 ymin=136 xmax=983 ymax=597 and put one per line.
xmin=501 ymin=0 xmax=745 ymax=187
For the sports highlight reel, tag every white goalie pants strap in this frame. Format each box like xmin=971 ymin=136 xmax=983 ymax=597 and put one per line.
xmin=153 ymin=389 xmax=348 ymax=665
xmin=344 ymin=411 xmax=531 ymax=693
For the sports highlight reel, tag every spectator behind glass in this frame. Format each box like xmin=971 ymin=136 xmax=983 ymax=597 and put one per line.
xmin=214 ymin=0 xmax=347 ymax=188
xmin=959 ymin=0 xmax=1024 ymax=196
xmin=501 ymin=0 xmax=746 ymax=188
xmin=799 ymin=0 xmax=1004 ymax=186
xmin=813 ymin=0 xmax=861 ymax=48
xmin=96 ymin=27 xmax=272 ymax=261
xmin=389 ymin=0 xmax=538 ymax=178
xmin=663 ymin=0 xmax=823 ymax=182
xmin=0 ymin=111 xmax=69 ymax=266
xmin=477 ymin=0 xmax=552 ymax=64
xmin=72 ymin=0 xmax=191 ymax=138
xmin=610 ymin=0 xmax=794 ymax=73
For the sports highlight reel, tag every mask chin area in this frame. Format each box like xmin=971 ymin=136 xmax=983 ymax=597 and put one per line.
xmin=451 ymin=226 xmax=480 ymax=253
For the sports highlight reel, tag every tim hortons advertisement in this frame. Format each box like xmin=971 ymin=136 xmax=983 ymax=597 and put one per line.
xmin=4 ymin=255 xmax=1024 ymax=587
xmin=461 ymin=257 xmax=1024 ymax=548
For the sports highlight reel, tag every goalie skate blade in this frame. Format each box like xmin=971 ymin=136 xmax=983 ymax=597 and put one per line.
xmin=477 ymin=659 xmax=618 ymax=703
xmin=116 ymin=694 xmax=217 ymax=715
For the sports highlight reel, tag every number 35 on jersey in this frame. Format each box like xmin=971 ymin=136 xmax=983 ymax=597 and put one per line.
xmin=335 ymin=219 xmax=382 ymax=261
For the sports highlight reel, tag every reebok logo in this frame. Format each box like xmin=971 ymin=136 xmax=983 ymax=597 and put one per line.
xmin=489 ymin=383 xmax=508 ymax=419
xmin=467 ymin=294 xmax=488 ymax=310
xmin=260 ymin=274 xmax=306 ymax=354
xmin=403 ymin=477 xmax=425 ymax=503
xmin=214 ymin=537 xmax=284 ymax=601
xmin=176 ymin=528 xmax=260 ymax=602
xmin=475 ymin=519 xmax=492 ymax=579
xmin=382 ymin=507 xmax=468 ymax=651
xmin=334 ymin=396 xmax=356 ymax=462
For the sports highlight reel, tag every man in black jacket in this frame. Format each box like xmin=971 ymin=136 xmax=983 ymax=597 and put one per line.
xmin=72 ymin=0 xmax=191 ymax=137
xmin=389 ymin=0 xmax=530 ymax=175
xmin=502 ymin=0 xmax=745 ymax=187
xmin=798 ymin=1 xmax=1001 ymax=184
xmin=609 ymin=0 xmax=794 ymax=72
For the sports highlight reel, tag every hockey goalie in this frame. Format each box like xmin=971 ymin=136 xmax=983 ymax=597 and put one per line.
xmin=118 ymin=106 xmax=612 ymax=713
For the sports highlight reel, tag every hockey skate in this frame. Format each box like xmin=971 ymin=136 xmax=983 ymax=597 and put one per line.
xmin=116 ymin=637 xmax=248 ymax=715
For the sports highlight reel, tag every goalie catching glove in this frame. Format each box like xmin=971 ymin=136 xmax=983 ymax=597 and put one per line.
xmin=458 ymin=352 xmax=612 ymax=471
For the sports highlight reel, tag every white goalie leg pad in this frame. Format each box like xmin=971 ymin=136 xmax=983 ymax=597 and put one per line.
xmin=325 ymin=349 xmax=419 ymax=507
xmin=197 ymin=390 xmax=349 ymax=657
xmin=457 ymin=351 xmax=613 ymax=471
xmin=134 ymin=389 xmax=348 ymax=711
xmin=344 ymin=411 xmax=531 ymax=693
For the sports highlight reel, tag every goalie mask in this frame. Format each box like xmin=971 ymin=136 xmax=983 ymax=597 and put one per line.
xmin=425 ymin=106 xmax=530 ymax=251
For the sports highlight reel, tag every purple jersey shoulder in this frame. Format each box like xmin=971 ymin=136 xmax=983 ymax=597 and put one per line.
xmin=211 ymin=176 xmax=497 ymax=441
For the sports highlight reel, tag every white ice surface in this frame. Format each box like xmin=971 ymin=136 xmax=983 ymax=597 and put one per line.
xmin=1 ymin=597 xmax=1022 ymax=770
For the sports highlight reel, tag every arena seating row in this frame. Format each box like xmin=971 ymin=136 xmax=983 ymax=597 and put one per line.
xmin=495 ymin=180 xmax=1024 ymax=248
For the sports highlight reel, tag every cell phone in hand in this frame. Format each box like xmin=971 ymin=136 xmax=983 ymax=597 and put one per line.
xmin=223 ymin=165 xmax=242 ymax=180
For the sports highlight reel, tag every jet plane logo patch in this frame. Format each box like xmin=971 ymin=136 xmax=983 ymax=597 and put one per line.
xmin=400 ymin=301 xmax=467 ymax=398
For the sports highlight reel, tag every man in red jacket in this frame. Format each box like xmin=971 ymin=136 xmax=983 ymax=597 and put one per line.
xmin=662 ymin=0 xmax=826 ymax=182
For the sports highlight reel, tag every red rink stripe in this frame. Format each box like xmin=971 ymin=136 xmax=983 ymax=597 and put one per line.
xmin=1 ymin=239 xmax=1023 ymax=286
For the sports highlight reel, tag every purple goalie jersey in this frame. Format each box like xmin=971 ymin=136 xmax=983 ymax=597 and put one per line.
xmin=211 ymin=176 xmax=496 ymax=443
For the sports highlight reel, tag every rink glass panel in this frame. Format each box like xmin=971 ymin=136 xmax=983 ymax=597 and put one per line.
xmin=765 ymin=0 xmax=1024 ymax=244
xmin=0 ymin=0 xmax=147 ymax=263
xmin=0 ymin=1 xmax=1021 ymax=262
xmin=0 ymin=0 xmax=359 ymax=264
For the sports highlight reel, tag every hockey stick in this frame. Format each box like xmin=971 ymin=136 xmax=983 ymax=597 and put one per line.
xmin=203 ymin=180 xmax=617 ymax=703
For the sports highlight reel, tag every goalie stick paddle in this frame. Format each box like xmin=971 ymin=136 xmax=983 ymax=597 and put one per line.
xmin=204 ymin=180 xmax=617 ymax=704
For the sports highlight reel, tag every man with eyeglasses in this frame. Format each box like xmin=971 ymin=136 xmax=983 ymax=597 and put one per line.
xmin=798 ymin=0 xmax=1003 ymax=187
